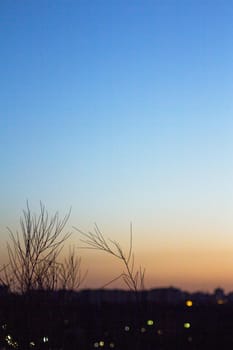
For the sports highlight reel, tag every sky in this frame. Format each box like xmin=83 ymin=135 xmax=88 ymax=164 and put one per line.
xmin=1 ymin=0 xmax=233 ymax=292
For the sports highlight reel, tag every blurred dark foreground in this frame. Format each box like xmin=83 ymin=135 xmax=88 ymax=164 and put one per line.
xmin=0 ymin=287 xmax=232 ymax=350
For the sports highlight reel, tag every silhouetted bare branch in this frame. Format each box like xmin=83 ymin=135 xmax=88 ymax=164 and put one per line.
xmin=74 ymin=223 xmax=145 ymax=292
xmin=59 ymin=246 xmax=87 ymax=290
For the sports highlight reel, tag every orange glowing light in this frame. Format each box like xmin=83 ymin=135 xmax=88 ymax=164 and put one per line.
xmin=186 ymin=300 xmax=193 ymax=307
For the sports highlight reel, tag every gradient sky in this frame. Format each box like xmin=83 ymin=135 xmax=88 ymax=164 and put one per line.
xmin=1 ymin=0 xmax=233 ymax=292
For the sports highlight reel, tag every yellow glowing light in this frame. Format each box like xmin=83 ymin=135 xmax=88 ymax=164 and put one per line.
xmin=186 ymin=300 xmax=193 ymax=307
xmin=99 ymin=340 xmax=104 ymax=347
xmin=184 ymin=322 xmax=191 ymax=329
xmin=217 ymin=299 xmax=226 ymax=305
xmin=147 ymin=319 xmax=154 ymax=326
xmin=29 ymin=342 xmax=35 ymax=348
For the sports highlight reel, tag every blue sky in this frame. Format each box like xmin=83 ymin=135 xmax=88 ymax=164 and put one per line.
xmin=1 ymin=0 xmax=233 ymax=291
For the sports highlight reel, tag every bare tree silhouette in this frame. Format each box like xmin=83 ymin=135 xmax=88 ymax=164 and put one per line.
xmin=0 ymin=202 xmax=86 ymax=293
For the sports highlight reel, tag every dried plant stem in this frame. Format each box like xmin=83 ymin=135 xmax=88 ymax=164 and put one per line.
xmin=74 ymin=223 xmax=145 ymax=292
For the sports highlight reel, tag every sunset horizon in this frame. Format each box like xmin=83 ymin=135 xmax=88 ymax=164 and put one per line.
xmin=1 ymin=1 xmax=233 ymax=295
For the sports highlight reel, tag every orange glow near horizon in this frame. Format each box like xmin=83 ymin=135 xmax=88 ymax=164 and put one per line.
xmin=78 ymin=244 xmax=233 ymax=293
xmin=2 ymin=216 xmax=233 ymax=294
